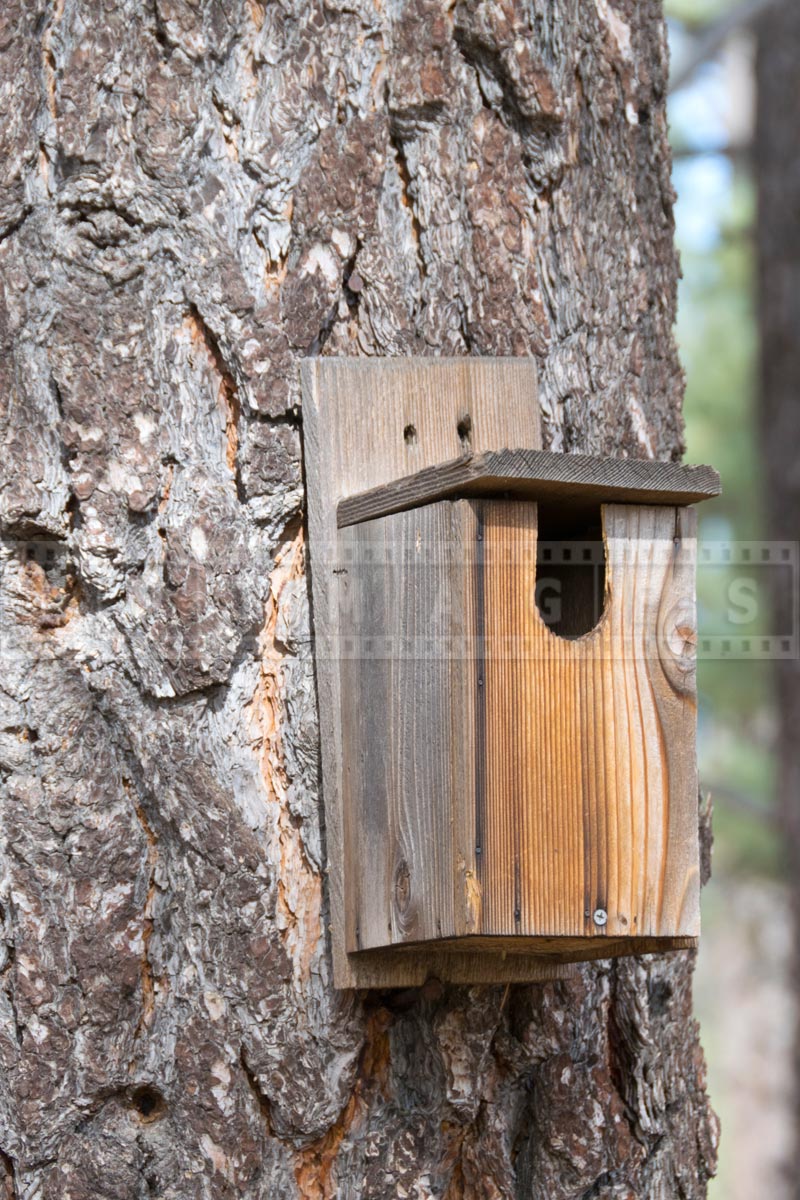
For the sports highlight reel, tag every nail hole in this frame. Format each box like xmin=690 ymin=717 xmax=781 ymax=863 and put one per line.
xmin=456 ymin=414 xmax=472 ymax=444
xmin=403 ymin=423 xmax=417 ymax=446
xmin=131 ymin=1085 xmax=166 ymax=1122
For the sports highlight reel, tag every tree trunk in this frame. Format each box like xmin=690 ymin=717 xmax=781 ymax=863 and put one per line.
xmin=0 ymin=1 xmax=717 ymax=1196
xmin=757 ymin=2 xmax=800 ymax=1192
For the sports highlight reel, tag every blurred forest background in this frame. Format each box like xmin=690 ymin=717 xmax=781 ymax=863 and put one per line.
xmin=667 ymin=1 xmax=795 ymax=1195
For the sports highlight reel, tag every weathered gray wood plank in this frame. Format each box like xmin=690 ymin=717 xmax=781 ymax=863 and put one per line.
xmin=338 ymin=447 xmax=720 ymax=527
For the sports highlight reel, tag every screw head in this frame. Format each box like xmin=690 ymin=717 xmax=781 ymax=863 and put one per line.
xmin=593 ymin=908 xmax=608 ymax=927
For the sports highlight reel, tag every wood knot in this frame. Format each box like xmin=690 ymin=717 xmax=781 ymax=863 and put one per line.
xmin=394 ymin=860 xmax=412 ymax=916
xmin=674 ymin=624 xmax=697 ymax=657
xmin=666 ymin=610 xmax=697 ymax=663
xmin=659 ymin=599 xmax=697 ymax=694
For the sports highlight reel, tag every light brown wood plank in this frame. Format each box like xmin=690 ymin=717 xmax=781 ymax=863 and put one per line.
xmin=337 ymin=447 xmax=720 ymax=528
xmin=302 ymin=358 xmax=541 ymax=987
xmin=476 ymin=500 xmax=700 ymax=942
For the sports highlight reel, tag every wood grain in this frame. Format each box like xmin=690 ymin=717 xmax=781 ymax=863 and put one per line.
xmin=338 ymin=948 xmax=578 ymax=986
xmin=338 ymin=447 xmax=720 ymax=527
xmin=302 ymin=357 xmax=545 ymax=986
xmin=340 ymin=498 xmax=700 ymax=957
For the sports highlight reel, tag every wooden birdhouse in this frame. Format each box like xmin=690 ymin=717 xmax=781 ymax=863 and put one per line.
xmin=302 ymin=359 xmax=720 ymax=989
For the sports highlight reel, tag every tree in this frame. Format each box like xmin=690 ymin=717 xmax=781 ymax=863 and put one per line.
xmin=757 ymin=1 xmax=800 ymax=1192
xmin=0 ymin=1 xmax=717 ymax=1195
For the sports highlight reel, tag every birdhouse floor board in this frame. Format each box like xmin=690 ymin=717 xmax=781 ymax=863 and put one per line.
xmin=359 ymin=934 xmax=698 ymax=964
xmin=342 ymin=949 xmax=579 ymax=986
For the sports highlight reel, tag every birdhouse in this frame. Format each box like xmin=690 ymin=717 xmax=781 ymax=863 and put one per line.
xmin=302 ymin=359 xmax=720 ymax=989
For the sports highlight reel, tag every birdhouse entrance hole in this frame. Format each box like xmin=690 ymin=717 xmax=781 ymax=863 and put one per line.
xmin=535 ymin=501 xmax=607 ymax=639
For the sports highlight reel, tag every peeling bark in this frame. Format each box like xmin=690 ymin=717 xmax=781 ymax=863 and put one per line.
xmin=0 ymin=0 xmax=716 ymax=1195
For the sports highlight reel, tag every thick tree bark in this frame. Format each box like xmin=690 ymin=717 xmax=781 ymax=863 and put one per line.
xmin=757 ymin=2 xmax=800 ymax=1192
xmin=0 ymin=1 xmax=716 ymax=1196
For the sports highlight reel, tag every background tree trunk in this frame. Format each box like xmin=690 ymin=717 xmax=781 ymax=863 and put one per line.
xmin=0 ymin=1 xmax=717 ymax=1196
xmin=757 ymin=2 xmax=800 ymax=1193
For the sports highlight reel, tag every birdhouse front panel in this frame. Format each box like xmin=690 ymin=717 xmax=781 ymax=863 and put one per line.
xmin=338 ymin=497 xmax=700 ymax=961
